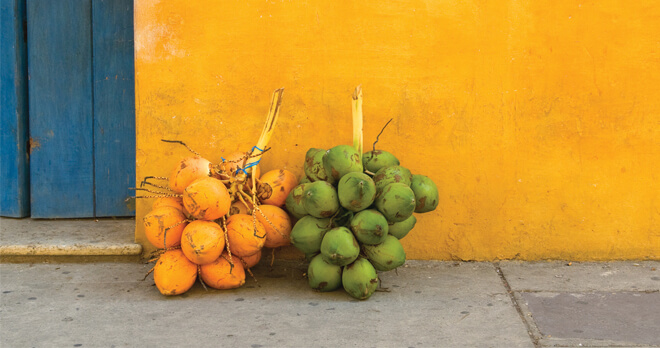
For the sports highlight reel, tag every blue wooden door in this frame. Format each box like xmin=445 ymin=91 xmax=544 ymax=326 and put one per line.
xmin=0 ymin=0 xmax=135 ymax=218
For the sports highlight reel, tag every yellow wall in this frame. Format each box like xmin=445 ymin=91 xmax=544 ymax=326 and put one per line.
xmin=134 ymin=0 xmax=660 ymax=260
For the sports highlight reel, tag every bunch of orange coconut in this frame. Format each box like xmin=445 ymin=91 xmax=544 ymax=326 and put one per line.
xmin=137 ymin=89 xmax=297 ymax=296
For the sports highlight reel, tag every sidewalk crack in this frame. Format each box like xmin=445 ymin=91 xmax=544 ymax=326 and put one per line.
xmin=494 ymin=262 xmax=541 ymax=348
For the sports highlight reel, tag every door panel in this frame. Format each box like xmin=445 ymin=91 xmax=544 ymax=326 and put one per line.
xmin=27 ymin=0 xmax=95 ymax=218
xmin=92 ymin=0 xmax=136 ymax=217
xmin=0 ymin=0 xmax=30 ymax=217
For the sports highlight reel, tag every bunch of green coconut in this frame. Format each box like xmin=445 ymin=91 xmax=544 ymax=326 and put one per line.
xmin=285 ymin=143 xmax=439 ymax=300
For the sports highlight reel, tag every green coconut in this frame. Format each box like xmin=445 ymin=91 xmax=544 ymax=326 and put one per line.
xmin=285 ymin=183 xmax=309 ymax=219
xmin=302 ymin=181 xmax=340 ymax=218
xmin=322 ymin=145 xmax=363 ymax=184
xmin=362 ymin=150 xmax=400 ymax=173
xmin=375 ymin=183 xmax=416 ymax=222
xmin=320 ymin=227 xmax=360 ymax=267
xmin=289 ymin=216 xmax=332 ymax=254
xmin=410 ymin=174 xmax=439 ymax=213
xmin=342 ymin=257 xmax=379 ymax=300
xmin=373 ymin=166 xmax=413 ymax=192
xmin=362 ymin=235 xmax=406 ymax=271
xmin=388 ymin=215 xmax=417 ymax=239
xmin=304 ymin=148 xmax=329 ymax=182
xmin=337 ymin=172 xmax=377 ymax=212
xmin=349 ymin=209 xmax=388 ymax=245
xmin=307 ymin=254 xmax=343 ymax=292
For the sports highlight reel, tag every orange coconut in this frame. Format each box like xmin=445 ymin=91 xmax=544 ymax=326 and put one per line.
xmin=153 ymin=249 xmax=198 ymax=296
xmin=255 ymin=205 xmax=293 ymax=248
xmin=169 ymin=156 xmax=212 ymax=194
xmin=259 ymin=169 xmax=298 ymax=206
xmin=199 ymin=252 xmax=246 ymax=290
xmin=226 ymin=214 xmax=266 ymax=257
xmin=143 ymin=206 xmax=188 ymax=249
xmin=181 ymin=220 xmax=225 ymax=265
xmin=152 ymin=196 xmax=184 ymax=211
xmin=182 ymin=177 xmax=231 ymax=221
xmin=239 ymin=249 xmax=261 ymax=268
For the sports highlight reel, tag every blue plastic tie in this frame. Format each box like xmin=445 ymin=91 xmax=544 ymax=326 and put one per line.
xmin=233 ymin=146 xmax=265 ymax=175
xmin=236 ymin=158 xmax=261 ymax=175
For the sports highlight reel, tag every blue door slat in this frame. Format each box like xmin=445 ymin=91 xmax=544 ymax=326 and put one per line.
xmin=27 ymin=0 xmax=95 ymax=218
xmin=92 ymin=0 xmax=136 ymax=217
xmin=1 ymin=0 xmax=30 ymax=217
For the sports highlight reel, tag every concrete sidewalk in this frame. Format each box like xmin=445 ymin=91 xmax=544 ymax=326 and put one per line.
xmin=1 ymin=259 xmax=658 ymax=348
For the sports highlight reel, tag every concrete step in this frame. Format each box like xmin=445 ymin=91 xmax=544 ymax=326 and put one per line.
xmin=0 ymin=217 xmax=142 ymax=263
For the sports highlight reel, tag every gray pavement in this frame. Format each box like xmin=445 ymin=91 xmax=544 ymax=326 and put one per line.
xmin=0 ymin=259 xmax=658 ymax=348
xmin=501 ymin=261 xmax=660 ymax=348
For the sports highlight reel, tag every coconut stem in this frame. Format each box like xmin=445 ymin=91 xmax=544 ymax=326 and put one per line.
xmin=161 ymin=139 xmax=202 ymax=157
xmin=220 ymin=253 xmax=235 ymax=272
xmin=140 ymin=176 xmax=168 ymax=188
xmin=197 ymin=265 xmax=208 ymax=291
xmin=221 ymin=216 xmax=234 ymax=267
xmin=251 ymin=164 xmax=258 ymax=200
xmin=140 ymin=181 xmax=173 ymax=191
xmin=236 ymin=191 xmax=252 ymax=214
xmin=162 ymin=219 xmax=192 ymax=249
xmin=251 ymin=209 xmax=266 ymax=239
xmin=128 ymin=194 xmax=181 ymax=201
xmin=352 ymin=85 xmax=364 ymax=161
xmin=247 ymin=88 xmax=284 ymax=175
xmin=129 ymin=187 xmax=180 ymax=196
xmin=244 ymin=264 xmax=258 ymax=285
xmin=142 ymin=266 xmax=155 ymax=281
xmin=372 ymin=118 xmax=393 ymax=152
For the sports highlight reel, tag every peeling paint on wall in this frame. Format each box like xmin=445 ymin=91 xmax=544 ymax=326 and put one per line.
xmin=134 ymin=22 xmax=186 ymax=62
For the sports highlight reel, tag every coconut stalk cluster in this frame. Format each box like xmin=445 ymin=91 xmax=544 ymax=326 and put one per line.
xmin=286 ymin=88 xmax=439 ymax=300
xmin=136 ymin=89 xmax=298 ymax=296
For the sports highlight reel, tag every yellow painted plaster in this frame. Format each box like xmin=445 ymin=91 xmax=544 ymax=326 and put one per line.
xmin=135 ymin=0 xmax=660 ymax=260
